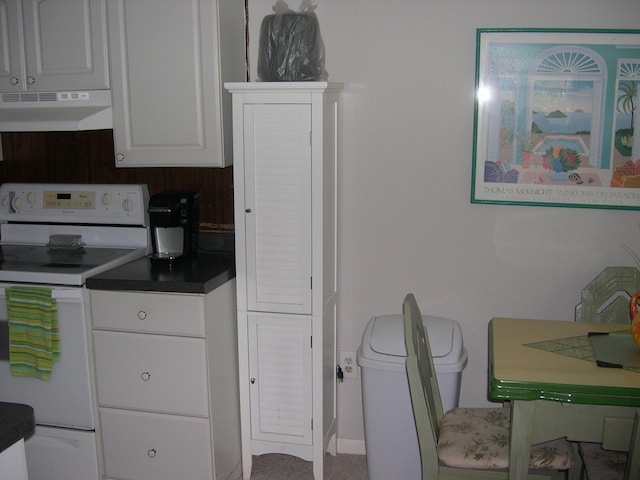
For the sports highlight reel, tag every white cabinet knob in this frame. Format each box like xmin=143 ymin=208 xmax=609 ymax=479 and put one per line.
xmin=141 ymin=371 xmax=151 ymax=381
xmin=116 ymin=153 xmax=125 ymax=162
xmin=137 ymin=310 xmax=147 ymax=320
xmin=26 ymin=76 xmax=35 ymax=85
xmin=10 ymin=77 xmax=19 ymax=85
xmin=147 ymin=449 xmax=157 ymax=458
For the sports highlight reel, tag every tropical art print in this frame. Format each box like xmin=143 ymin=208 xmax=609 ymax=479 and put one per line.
xmin=472 ymin=29 xmax=640 ymax=209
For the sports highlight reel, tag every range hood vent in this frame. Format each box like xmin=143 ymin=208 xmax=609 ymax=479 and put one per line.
xmin=0 ymin=90 xmax=112 ymax=131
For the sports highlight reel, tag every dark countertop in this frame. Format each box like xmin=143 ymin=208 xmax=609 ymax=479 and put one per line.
xmin=86 ymin=252 xmax=235 ymax=294
xmin=0 ymin=402 xmax=35 ymax=454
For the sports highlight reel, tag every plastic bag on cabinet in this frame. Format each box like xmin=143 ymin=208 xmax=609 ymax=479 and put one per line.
xmin=257 ymin=0 xmax=328 ymax=82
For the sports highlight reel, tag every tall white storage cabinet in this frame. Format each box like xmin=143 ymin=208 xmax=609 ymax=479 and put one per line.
xmin=225 ymin=82 xmax=342 ymax=480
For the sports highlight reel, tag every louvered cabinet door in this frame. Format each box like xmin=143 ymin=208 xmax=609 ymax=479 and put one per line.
xmin=242 ymin=103 xmax=312 ymax=315
xmin=248 ymin=313 xmax=312 ymax=445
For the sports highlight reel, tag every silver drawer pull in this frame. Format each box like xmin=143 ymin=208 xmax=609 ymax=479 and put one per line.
xmin=141 ymin=372 xmax=151 ymax=381
xmin=147 ymin=449 xmax=157 ymax=458
xmin=137 ymin=310 xmax=147 ymax=320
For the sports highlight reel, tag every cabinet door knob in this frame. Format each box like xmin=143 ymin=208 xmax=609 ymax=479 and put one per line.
xmin=245 ymin=208 xmax=252 ymax=213
xmin=250 ymin=378 xmax=256 ymax=384
xmin=137 ymin=310 xmax=147 ymax=320
xmin=147 ymin=448 xmax=157 ymax=458
xmin=10 ymin=77 xmax=19 ymax=85
xmin=26 ymin=76 xmax=35 ymax=85
xmin=141 ymin=371 xmax=151 ymax=381
xmin=116 ymin=153 xmax=125 ymax=162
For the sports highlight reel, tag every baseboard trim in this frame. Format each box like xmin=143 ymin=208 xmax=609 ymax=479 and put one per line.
xmin=336 ymin=438 xmax=366 ymax=455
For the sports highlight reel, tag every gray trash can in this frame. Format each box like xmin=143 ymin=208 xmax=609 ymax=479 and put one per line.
xmin=357 ymin=314 xmax=467 ymax=480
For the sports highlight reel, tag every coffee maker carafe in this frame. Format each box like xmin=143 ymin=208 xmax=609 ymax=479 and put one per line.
xmin=148 ymin=191 xmax=200 ymax=264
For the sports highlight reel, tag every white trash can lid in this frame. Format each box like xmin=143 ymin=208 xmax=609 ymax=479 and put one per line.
xmin=357 ymin=314 xmax=467 ymax=373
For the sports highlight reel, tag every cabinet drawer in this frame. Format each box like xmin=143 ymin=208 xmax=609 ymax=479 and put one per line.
xmin=93 ymin=331 xmax=209 ymax=416
xmin=91 ymin=290 xmax=205 ymax=336
xmin=100 ymin=408 xmax=213 ymax=480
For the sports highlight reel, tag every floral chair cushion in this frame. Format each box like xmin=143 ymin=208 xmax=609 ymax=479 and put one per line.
xmin=437 ymin=407 xmax=574 ymax=470
xmin=579 ymin=442 xmax=627 ymax=480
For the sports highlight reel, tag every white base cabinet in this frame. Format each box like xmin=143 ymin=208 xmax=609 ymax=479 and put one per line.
xmin=90 ymin=280 xmax=241 ymax=480
xmin=226 ymin=82 xmax=342 ymax=480
xmin=107 ymin=0 xmax=245 ymax=167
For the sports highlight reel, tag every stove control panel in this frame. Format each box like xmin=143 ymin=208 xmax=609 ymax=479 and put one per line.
xmin=0 ymin=183 xmax=150 ymax=225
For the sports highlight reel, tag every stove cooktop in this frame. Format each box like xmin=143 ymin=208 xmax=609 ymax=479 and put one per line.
xmin=0 ymin=184 xmax=151 ymax=286
xmin=0 ymin=244 xmax=146 ymax=286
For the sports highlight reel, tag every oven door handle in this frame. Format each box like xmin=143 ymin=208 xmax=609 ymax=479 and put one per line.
xmin=0 ymin=287 xmax=84 ymax=303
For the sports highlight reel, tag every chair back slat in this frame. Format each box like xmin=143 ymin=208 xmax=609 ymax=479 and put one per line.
xmin=404 ymin=293 xmax=444 ymax=478
xmin=404 ymin=293 xmax=444 ymax=423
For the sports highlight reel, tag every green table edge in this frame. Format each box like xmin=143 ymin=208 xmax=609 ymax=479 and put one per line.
xmin=488 ymin=321 xmax=640 ymax=407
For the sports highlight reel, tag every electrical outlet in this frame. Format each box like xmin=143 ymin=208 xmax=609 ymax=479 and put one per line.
xmin=339 ymin=350 xmax=358 ymax=379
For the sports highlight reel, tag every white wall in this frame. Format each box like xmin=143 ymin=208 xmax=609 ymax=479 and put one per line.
xmin=247 ymin=0 xmax=640 ymax=453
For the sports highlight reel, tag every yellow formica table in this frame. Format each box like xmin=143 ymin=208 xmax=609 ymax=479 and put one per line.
xmin=489 ymin=318 xmax=640 ymax=480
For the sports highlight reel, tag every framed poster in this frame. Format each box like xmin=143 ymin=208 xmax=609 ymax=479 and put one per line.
xmin=471 ymin=28 xmax=640 ymax=209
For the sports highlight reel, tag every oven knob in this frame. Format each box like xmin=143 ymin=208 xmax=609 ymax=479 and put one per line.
xmin=102 ymin=193 xmax=112 ymax=206
xmin=122 ymin=198 xmax=133 ymax=212
xmin=11 ymin=196 xmax=22 ymax=211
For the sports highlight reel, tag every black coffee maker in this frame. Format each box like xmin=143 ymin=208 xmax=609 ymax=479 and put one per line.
xmin=148 ymin=191 xmax=200 ymax=264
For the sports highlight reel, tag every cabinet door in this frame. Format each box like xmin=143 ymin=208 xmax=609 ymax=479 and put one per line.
xmin=248 ymin=313 xmax=312 ymax=446
xmin=22 ymin=0 xmax=108 ymax=91
xmin=100 ymin=408 xmax=213 ymax=480
xmin=108 ymin=0 xmax=226 ymax=167
xmin=0 ymin=0 xmax=26 ymax=92
xmin=243 ymin=104 xmax=312 ymax=314
xmin=93 ymin=330 xmax=209 ymax=417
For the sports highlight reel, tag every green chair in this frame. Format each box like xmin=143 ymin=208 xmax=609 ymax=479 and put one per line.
xmin=575 ymin=267 xmax=640 ymax=324
xmin=574 ymin=267 xmax=640 ymax=479
xmin=403 ymin=293 xmax=574 ymax=479
xmin=577 ymin=412 xmax=640 ymax=480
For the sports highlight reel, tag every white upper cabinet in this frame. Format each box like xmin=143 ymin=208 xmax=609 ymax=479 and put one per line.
xmin=0 ymin=0 xmax=109 ymax=92
xmin=107 ymin=0 xmax=245 ymax=167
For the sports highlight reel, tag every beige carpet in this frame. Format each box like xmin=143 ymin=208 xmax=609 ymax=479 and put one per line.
xmin=249 ymin=453 xmax=368 ymax=480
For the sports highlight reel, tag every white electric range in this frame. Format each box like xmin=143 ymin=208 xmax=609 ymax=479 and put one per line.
xmin=0 ymin=183 xmax=150 ymax=480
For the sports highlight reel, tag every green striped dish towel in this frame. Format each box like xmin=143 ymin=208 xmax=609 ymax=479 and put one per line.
xmin=7 ymin=286 xmax=60 ymax=380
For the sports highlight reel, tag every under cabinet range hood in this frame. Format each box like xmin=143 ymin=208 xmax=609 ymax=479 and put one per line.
xmin=0 ymin=90 xmax=113 ymax=131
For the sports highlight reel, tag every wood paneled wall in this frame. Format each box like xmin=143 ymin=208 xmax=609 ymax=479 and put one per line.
xmin=0 ymin=130 xmax=234 ymax=232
